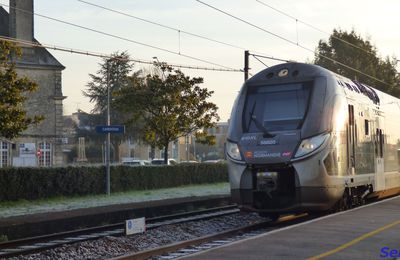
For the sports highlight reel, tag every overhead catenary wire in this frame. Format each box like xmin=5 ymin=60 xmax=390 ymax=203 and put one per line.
xmin=85 ymin=0 xmax=385 ymax=75
xmin=252 ymin=55 xmax=269 ymax=68
xmin=77 ymin=0 xmax=291 ymax=63
xmin=249 ymin=53 xmax=293 ymax=68
xmin=251 ymin=53 xmax=291 ymax=63
xmin=254 ymin=0 xmax=380 ymax=58
xmin=195 ymin=0 xmax=394 ymax=88
xmin=77 ymin=0 xmax=245 ymax=51
xmin=0 ymin=2 xmax=240 ymax=71
xmin=0 ymin=36 xmax=242 ymax=72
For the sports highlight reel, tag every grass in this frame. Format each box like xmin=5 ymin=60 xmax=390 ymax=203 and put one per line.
xmin=0 ymin=182 xmax=230 ymax=219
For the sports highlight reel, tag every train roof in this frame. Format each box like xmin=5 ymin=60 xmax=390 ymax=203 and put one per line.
xmin=246 ymin=62 xmax=399 ymax=107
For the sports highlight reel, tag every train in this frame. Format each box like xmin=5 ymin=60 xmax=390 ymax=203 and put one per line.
xmin=226 ymin=62 xmax=400 ymax=219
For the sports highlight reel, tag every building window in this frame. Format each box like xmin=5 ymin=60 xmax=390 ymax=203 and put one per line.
xmin=38 ymin=142 xmax=52 ymax=167
xmin=0 ymin=141 xmax=9 ymax=167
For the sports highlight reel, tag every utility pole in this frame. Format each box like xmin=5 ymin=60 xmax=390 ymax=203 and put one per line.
xmin=244 ymin=50 xmax=250 ymax=81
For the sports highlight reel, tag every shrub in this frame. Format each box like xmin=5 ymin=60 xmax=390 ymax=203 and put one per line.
xmin=0 ymin=163 xmax=228 ymax=201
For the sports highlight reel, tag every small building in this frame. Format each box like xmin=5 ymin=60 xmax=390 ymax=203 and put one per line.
xmin=118 ymin=122 xmax=229 ymax=162
xmin=0 ymin=0 xmax=66 ymax=167
xmin=195 ymin=122 xmax=228 ymax=161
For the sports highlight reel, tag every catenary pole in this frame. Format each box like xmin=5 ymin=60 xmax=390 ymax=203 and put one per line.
xmin=244 ymin=50 xmax=250 ymax=81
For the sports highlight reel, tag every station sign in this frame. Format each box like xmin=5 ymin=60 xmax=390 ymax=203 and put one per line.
xmin=95 ymin=125 xmax=125 ymax=134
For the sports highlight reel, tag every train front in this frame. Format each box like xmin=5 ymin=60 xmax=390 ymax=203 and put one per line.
xmin=226 ymin=63 xmax=343 ymax=217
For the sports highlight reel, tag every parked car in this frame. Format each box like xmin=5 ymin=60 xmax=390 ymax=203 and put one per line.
xmin=122 ymin=159 xmax=150 ymax=166
xmin=180 ymin=160 xmax=199 ymax=164
xmin=151 ymin=158 xmax=178 ymax=165
xmin=202 ymin=159 xmax=226 ymax=164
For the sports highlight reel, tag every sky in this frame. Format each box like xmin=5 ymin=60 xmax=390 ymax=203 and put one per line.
xmin=2 ymin=0 xmax=400 ymax=121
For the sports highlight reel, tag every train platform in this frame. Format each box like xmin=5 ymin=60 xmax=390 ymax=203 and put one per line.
xmin=0 ymin=183 xmax=230 ymax=219
xmin=0 ymin=183 xmax=231 ymax=240
xmin=184 ymin=195 xmax=400 ymax=259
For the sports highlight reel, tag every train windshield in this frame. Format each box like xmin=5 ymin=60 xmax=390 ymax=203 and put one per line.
xmin=243 ymin=82 xmax=312 ymax=132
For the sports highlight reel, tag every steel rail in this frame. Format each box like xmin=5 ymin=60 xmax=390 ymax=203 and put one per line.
xmin=0 ymin=205 xmax=237 ymax=258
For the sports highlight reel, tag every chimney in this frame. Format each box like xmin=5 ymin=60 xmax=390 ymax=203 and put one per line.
xmin=9 ymin=0 xmax=34 ymax=43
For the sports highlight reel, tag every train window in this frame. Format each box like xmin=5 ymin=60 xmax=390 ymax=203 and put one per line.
xmin=364 ymin=120 xmax=369 ymax=136
xmin=243 ymin=82 xmax=312 ymax=132
xmin=345 ymin=83 xmax=354 ymax=91
xmin=351 ymin=84 xmax=360 ymax=93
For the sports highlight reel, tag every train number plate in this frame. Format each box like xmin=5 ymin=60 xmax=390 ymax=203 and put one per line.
xmin=259 ymin=139 xmax=278 ymax=145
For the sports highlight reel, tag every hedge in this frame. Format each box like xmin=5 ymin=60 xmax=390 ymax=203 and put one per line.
xmin=0 ymin=163 xmax=228 ymax=202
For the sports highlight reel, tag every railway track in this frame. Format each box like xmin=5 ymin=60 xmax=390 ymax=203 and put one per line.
xmin=0 ymin=205 xmax=238 ymax=258
xmin=114 ymin=213 xmax=311 ymax=260
xmin=113 ymin=196 xmax=395 ymax=259
xmin=3 ymin=196 xmax=388 ymax=259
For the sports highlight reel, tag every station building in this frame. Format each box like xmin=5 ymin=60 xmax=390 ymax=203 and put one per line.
xmin=0 ymin=0 xmax=66 ymax=167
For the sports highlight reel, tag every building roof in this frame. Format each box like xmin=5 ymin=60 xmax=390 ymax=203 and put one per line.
xmin=0 ymin=6 xmax=65 ymax=70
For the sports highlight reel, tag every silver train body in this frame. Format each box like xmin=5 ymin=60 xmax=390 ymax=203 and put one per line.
xmin=226 ymin=63 xmax=400 ymax=217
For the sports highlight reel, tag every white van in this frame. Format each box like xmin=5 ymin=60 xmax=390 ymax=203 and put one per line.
xmin=121 ymin=157 xmax=150 ymax=166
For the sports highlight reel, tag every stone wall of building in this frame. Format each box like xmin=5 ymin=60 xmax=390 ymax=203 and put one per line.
xmin=17 ymin=67 xmax=58 ymax=135
xmin=14 ymin=62 xmax=65 ymax=166
xmin=0 ymin=1 xmax=67 ymax=167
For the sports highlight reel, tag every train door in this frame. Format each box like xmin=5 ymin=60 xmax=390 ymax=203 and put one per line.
xmin=348 ymin=104 xmax=356 ymax=175
xmin=374 ymin=114 xmax=385 ymax=191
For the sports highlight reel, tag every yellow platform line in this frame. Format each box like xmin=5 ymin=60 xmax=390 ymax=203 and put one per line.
xmin=308 ymin=219 xmax=400 ymax=260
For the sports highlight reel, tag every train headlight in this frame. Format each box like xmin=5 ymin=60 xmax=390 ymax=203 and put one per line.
xmin=226 ymin=141 xmax=243 ymax=161
xmin=294 ymin=133 xmax=329 ymax=158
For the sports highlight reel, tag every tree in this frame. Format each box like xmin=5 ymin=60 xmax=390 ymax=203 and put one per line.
xmin=82 ymin=52 xmax=134 ymax=161
xmin=314 ymin=29 xmax=400 ymax=97
xmin=116 ymin=63 xmax=220 ymax=163
xmin=0 ymin=40 xmax=43 ymax=139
